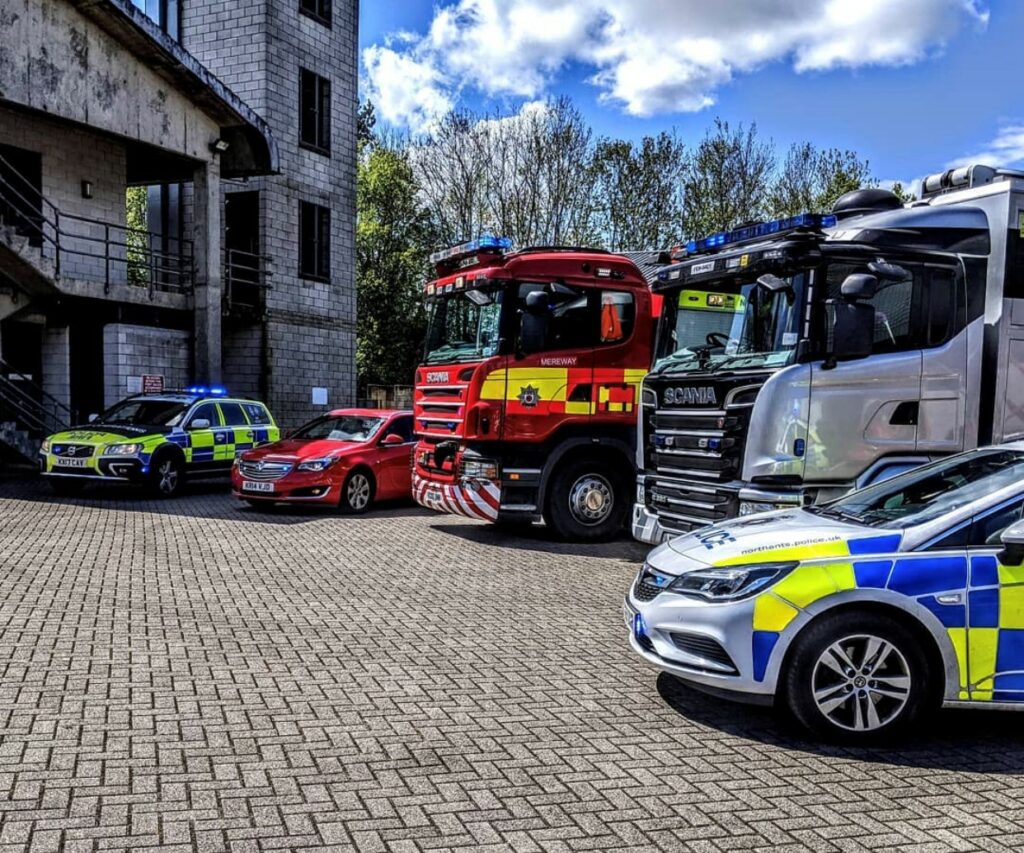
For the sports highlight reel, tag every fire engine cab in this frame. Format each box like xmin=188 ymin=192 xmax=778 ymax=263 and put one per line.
xmin=412 ymin=236 xmax=659 ymax=541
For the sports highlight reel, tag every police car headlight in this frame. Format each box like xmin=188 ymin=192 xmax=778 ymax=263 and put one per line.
xmin=40 ymin=439 xmax=51 ymax=453
xmin=105 ymin=443 xmax=142 ymax=456
xmin=739 ymin=501 xmax=778 ymax=516
xmin=297 ymin=456 xmax=338 ymax=472
xmin=669 ymin=562 xmax=797 ymax=601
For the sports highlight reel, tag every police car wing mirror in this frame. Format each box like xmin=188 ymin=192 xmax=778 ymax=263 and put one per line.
xmin=87 ymin=413 xmax=98 ymax=423
xmin=999 ymin=520 xmax=1024 ymax=567
xmin=188 ymin=418 xmax=211 ymax=430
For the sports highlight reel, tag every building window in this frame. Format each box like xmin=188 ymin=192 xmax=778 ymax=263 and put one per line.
xmin=299 ymin=202 xmax=330 ymax=281
xmin=299 ymin=0 xmax=331 ymax=26
xmin=300 ymin=70 xmax=331 ymax=155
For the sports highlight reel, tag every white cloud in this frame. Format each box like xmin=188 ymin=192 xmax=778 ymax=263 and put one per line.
xmin=362 ymin=0 xmax=988 ymax=129
xmin=950 ymin=125 xmax=1024 ymax=168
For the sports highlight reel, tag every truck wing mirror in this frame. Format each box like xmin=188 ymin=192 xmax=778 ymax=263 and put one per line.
xmin=519 ymin=312 xmax=548 ymax=356
xmin=756 ymin=273 xmax=795 ymax=305
xmin=524 ymin=290 xmax=550 ymax=315
xmin=824 ymin=299 xmax=875 ymax=367
xmin=868 ymin=260 xmax=909 ymax=282
xmin=999 ymin=520 xmax=1024 ymax=567
xmin=840 ymin=273 xmax=878 ymax=301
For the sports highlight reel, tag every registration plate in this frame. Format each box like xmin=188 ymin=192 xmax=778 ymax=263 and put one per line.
xmin=425 ymin=489 xmax=442 ymax=503
xmin=242 ymin=480 xmax=275 ymax=493
xmin=54 ymin=458 xmax=89 ymax=469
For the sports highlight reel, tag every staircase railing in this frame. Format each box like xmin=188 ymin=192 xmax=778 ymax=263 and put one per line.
xmin=0 ymin=152 xmax=194 ymax=296
xmin=224 ymin=247 xmax=273 ymax=311
xmin=0 ymin=356 xmax=76 ymax=436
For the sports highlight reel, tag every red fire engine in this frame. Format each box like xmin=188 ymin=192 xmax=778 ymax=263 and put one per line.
xmin=411 ymin=236 xmax=659 ymax=541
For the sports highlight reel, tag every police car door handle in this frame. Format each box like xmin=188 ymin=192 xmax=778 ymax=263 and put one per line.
xmin=936 ymin=593 xmax=962 ymax=605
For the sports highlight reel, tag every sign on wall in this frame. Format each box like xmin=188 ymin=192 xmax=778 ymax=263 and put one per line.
xmin=142 ymin=374 xmax=164 ymax=394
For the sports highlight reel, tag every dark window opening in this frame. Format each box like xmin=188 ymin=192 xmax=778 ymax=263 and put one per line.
xmin=299 ymin=202 xmax=331 ymax=281
xmin=300 ymin=70 xmax=331 ymax=154
xmin=299 ymin=0 xmax=331 ymax=26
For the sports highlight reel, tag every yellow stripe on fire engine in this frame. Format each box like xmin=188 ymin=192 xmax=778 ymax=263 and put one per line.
xmin=480 ymin=368 xmax=570 ymax=403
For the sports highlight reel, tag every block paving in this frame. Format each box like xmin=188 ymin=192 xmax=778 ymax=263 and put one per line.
xmin=1 ymin=475 xmax=1023 ymax=851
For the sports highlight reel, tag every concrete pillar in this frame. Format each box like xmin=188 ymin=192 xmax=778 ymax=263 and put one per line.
xmin=192 ymin=160 xmax=222 ymax=384
xmin=41 ymin=325 xmax=71 ymax=412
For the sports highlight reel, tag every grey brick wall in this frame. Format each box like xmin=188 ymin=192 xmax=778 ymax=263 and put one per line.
xmin=183 ymin=0 xmax=358 ymax=427
xmin=0 ymin=105 xmax=128 ymax=286
xmin=41 ymin=326 xmax=71 ymax=412
xmin=102 ymin=324 xmax=190 ymax=407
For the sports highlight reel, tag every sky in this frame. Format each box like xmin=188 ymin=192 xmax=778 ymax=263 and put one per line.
xmin=359 ymin=0 xmax=1024 ymax=188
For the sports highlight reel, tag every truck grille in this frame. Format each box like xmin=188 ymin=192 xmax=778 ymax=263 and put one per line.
xmin=238 ymin=460 xmax=292 ymax=480
xmin=413 ymin=367 xmax=473 ymax=439
xmin=642 ymin=374 xmax=765 ymax=534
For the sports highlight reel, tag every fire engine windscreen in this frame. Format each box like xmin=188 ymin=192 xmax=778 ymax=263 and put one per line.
xmin=654 ymin=273 xmax=806 ymax=373
xmin=424 ymin=289 xmax=503 ymax=364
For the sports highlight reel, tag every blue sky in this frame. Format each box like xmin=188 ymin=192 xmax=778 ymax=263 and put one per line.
xmin=360 ymin=1 xmax=1019 ymax=186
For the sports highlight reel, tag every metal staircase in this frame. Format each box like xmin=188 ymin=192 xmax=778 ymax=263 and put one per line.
xmin=0 ymin=357 xmax=76 ymax=464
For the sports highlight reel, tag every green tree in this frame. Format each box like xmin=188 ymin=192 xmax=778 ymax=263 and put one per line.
xmin=356 ymin=133 xmax=434 ymax=390
xmin=682 ymin=119 xmax=775 ymax=238
xmin=770 ymin=143 xmax=875 ymax=216
xmin=590 ymin=132 xmax=686 ymax=251
xmin=125 ymin=185 xmax=149 ymax=286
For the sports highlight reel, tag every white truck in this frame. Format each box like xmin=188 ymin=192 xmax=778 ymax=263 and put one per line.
xmin=634 ymin=164 xmax=1024 ymax=543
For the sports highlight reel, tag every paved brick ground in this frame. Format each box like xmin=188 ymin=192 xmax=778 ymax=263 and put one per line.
xmin=2 ymin=475 xmax=1024 ymax=852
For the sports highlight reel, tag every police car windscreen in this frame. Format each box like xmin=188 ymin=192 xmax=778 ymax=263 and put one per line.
xmin=99 ymin=399 xmax=189 ymax=426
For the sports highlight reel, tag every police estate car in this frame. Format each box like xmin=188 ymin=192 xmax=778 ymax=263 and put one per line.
xmin=40 ymin=387 xmax=279 ymax=497
xmin=627 ymin=444 xmax=1024 ymax=741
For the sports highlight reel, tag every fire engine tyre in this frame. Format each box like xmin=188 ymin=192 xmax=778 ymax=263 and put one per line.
xmin=545 ymin=457 xmax=630 ymax=542
xmin=781 ymin=611 xmax=933 ymax=743
xmin=50 ymin=479 xmax=86 ymax=497
xmin=147 ymin=453 xmax=184 ymax=498
xmin=340 ymin=469 xmax=374 ymax=514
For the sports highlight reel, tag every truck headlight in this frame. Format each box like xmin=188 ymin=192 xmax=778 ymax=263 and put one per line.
xmin=460 ymin=458 xmax=499 ymax=480
xmin=669 ymin=562 xmax=797 ymax=601
xmin=297 ymin=456 xmax=338 ymax=472
xmin=739 ymin=501 xmax=779 ymax=516
xmin=105 ymin=443 xmax=142 ymax=456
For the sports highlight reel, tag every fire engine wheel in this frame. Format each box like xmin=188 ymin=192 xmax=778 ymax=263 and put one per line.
xmin=545 ymin=458 xmax=629 ymax=542
xmin=340 ymin=469 xmax=374 ymax=514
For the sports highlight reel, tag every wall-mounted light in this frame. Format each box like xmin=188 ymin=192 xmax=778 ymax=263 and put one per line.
xmin=81 ymin=180 xmax=93 ymax=199
xmin=209 ymin=138 xmax=230 ymax=154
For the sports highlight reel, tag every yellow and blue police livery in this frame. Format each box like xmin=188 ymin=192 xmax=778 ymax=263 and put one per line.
xmin=626 ymin=444 xmax=1024 ymax=741
xmin=40 ymin=386 xmax=279 ymax=498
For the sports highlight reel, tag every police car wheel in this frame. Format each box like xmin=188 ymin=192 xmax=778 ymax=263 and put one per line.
xmin=545 ymin=458 xmax=629 ymax=542
xmin=340 ymin=469 xmax=374 ymax=514
xmin=782 ymin=612 xmax=932 ymax=743
xmin=149 ymin=455 xmax=184 ymax=498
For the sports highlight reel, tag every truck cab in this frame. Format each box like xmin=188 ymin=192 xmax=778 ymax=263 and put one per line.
xmin=412 ymin=236 xmax=660 ymax=540
xmin=634 ymin=166 xmax=1024 ymax=544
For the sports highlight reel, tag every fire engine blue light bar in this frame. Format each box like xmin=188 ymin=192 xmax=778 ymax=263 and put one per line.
xmin=685 ymin=213 xmax=837 ymax=255
xmin=429 ymin=234 xmax=513 ymax=265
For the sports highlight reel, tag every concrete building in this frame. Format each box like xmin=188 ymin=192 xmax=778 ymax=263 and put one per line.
xmin=0 ymin=0 xmax=357 ymax=461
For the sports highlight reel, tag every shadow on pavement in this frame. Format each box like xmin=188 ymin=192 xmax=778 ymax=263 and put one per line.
xmin=0 ymin=472 xmax=429 ymax=525
xmin=656 ymin=671 xmax=1024 ymax=773
xmin=433 ymin=519 xmax=650 ymax=562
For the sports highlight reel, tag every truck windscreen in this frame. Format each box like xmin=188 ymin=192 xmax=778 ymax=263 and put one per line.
xmin=424 ymin=289 xmax=503 ymax=364
xmin=654 ymin=273 xmax=806 ymax=373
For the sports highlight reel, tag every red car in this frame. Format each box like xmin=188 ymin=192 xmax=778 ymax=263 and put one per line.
xmin=231 ymin=408 xmax=415 ymax=512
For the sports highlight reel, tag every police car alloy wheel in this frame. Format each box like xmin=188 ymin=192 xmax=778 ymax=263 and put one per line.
xmin=151 ymin=456 xmax=183 ymax=497
xmin=782 ymin=612 xmax=930 ymax=742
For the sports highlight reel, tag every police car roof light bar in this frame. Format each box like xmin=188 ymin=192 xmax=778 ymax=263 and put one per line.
xmin=429 ymin=234 xmax=513 ymax=266
xmin=684 ymin=213 xmax=837 ymax=256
